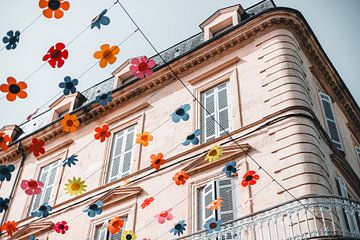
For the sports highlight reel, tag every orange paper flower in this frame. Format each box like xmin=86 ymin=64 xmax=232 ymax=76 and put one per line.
xmin=0 ymin=133 xmax=12 ymax=152
xmin=0 ymin=220 xmax=18 ymax=237
xmin=39 ymin=0 xmax=70 ymax=19
xmin=136 ymin=132 xmax=153 ymax=147
xmin=141 ymin=197 xmax=154 ymax=209
xmin=172 ymin=170 xmax=189 ymax=186
xmin=94 ymin=124 xmax=111 ymax=142
xmin=207 ymin=198 xmax=223 ymax=211
xmin=93 ymin=44 xmax=120 ymax=68
xmin=60 ymin=114 xmax=80 ymax=132
xmin=107 ymin=217 xmax=124 ymax=234
xmin=0 ymin=77 xmax=27 ymax=102
xmin=150 ymin=153 xmax=166 ymax=170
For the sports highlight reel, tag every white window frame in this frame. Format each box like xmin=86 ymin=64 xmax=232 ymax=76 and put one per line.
xmin=319 ymin=92 xmax=344 ymax=151
xmin=201 ymin=81 xmax=232 ymax=143
xmin=28 ymin=160 xmax=61 ymax=215
xmin=95 ymin=218 xmax=127 ymax=240
xmin=106 ymin=125 xmax=136 ymax=183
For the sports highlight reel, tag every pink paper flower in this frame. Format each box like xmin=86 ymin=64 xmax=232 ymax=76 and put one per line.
xmin=129 ymin=57 xmax=156 ymax=79
xmin=155 ymin=208 xmax=173 ymax=224
xmin=20 ymin=179 xmax=44 ymax=195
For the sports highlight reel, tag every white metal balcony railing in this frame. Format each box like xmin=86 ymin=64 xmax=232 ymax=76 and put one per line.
xmin=175 ymin=196 xmax=360 ymax=240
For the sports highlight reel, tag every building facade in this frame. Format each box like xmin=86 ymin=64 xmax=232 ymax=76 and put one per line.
xmin=0 ymin=1 xmax=360 ymax=239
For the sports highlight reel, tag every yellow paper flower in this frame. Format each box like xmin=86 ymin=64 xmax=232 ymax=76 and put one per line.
xmin=205 ymin=145 xmax=223 ymax=162
xmin=64 ymin=177 xmax=87 ymax=196
xmin=121 ymin=230 xmax=137 ymax=240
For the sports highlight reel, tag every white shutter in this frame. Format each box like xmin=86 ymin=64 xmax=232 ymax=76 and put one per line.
xmin=95 ymin=221 xmax=108 ymax=240
xmin=29 ymin=160 xmax=60 ymax=215
xmin=216 ymin=178 xmax=237 ymax=223
xmin=355 ymin=146 xmax=360 ymax=161
xmin=201 ymin=82 xmax=231 ymax=143
xmin=107 ymin=125 xmax=136 ymax=183
xmin=337 ymin=176 xmax=356 ymax=234
xmin=319 ymin=93 xmax=343 ymax=150
xmin=198 ymin=181 xmax=216 ymax=230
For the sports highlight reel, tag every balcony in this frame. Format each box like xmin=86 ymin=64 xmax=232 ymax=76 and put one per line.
xmin=175 ymin=196 xmax=360 ymax=240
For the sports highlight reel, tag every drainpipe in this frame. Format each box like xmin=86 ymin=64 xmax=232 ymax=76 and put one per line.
xmin=0 ymin=142 xmax=27 ymax=226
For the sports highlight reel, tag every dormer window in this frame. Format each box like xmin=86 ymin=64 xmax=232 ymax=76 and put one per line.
xmin=49 ymin=92 xmax=86 ymax=122
xmin=209 ymin=17 xmax=233 ymax=37
xmin=200 ymin=4 xmax=244 ymax=41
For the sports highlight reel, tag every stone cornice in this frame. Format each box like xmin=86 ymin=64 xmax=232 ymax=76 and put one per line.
xmin=1 ymin=8 xmax=359 ymax=166
xmin=9 ymin=221 xmax=54 ymax=240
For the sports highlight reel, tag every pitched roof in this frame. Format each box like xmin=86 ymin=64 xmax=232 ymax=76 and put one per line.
xmin=16 ymin=0 xmax=276 ymax=139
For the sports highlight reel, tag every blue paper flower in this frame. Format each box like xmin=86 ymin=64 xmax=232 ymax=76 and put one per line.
xmin=59 ymin=76 xmax=78 ymax=95
xmin=83 ymin=200 xmax=103 ymax=218
xmin=29 ymin=236 xmax=38 ymax=240
xmin=0 ymin=197 xmax=10 ymax=213
xmin=63 ymin=154 xmax=78 ymax=167
xmin=91 ymin=9 xmax=110 ymax=29
xmin=203 ymin=218 xmax=222 ymax=234
xmin=95 ymin=92 xmax=112 ymax=106
xmin=170 ymin=220 xmax=186 ymax=236
xmin=31 ymin=203 xmax=52 ymax=218
xmin=223 ymin=161 xmax=237 ymax=177
xmin=0 ymin=164 xmax=15 ymax=182
xmin=182 ymin=129 xmax=200 ymax=146
xmin=171 ymin=104 xmax=190 ymax=123
xmin=2 ymin=30 xmax=20 ymax=50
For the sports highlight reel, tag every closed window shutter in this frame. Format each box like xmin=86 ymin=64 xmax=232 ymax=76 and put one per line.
xmin=337 ymin=176 xmax=356 ymax=234
xmin=107 ymin=125 xmax=136 ymax=183
xmin=201 ymin=82 xmax=231 ymax=143
xmin=216 ymin=178 xmax=236 ymax=223
xmin=29 ymin=160 xmax=60 ymax=215
xmin=319 ymin=93 xmax=343 ymax=150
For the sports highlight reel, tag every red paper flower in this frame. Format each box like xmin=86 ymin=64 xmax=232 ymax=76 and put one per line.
xmin=28 ymin=138 xmax=45 ymax=157
xmin=42 ymin=42 xmax=68 ymax=68
xmin=53 ymin=221 xmax=69 ymax=234
xmin=155 ymin=208 xmax=174 ymax=224
xmin=150 ymin=153 xmax=166 ymax=170
xmin=129 ymin=57 xmax=156 ymax=79
xmin=20 ymin=179 xmax=44 ymax=195
xmin=0 ymin=132 xmax=12 ymax=152
xmin=172 ymin=170 xmax=189 ymax=186
xmin=241 ymin=170 xmax=260 ymax=187
xmin=94 ymin=124 xmax=111 ymax=142
xmin=141 ymin=197 xmax=154 ymax=209
xmin=0 ymin=221 xmax=18 ymax=236
xmin=0 ymin=77 xmax=27 ymax=102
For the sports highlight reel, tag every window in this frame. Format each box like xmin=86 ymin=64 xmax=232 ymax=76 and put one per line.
xmin=355 ymin=146 xmax=360 ymax=162
xmin=95 ymin=218 xmax=127 ymax=240
xmin=198 ymin=178 xmax=238 ymax=231
xmin=201 ymin=82 xmax=231 ymax=143
xmin=29 ymin=160 xmax=61 ymax=215
xmin=107 ymin=125 xmax=136 ymax=183
xmin=210 ymin=17 xmax=233 ymax=37
xmin=319 ymin=93 xmax=343 ymax=151
xmin=337 ymin=176 xmax=356 ymax=234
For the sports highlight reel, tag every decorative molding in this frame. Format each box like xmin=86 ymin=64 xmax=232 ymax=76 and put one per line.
xmin=105 ymin=102 xmax=150 ymax=126
xmin=188 ymin=56 xmax=240 ymax=85
xmin=9 ymin=221 xmax=54 ymax=240
xmin=36 ymin=139 xmax=73 ymax=160
xmin=183 ymin=143 xmax=250 ymax=176
xmin=95 ymin=186 xmax=143 ymax=208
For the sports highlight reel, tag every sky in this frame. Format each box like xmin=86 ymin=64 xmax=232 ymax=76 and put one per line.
xmin=0 ymin=0 xmax=359 ymax=128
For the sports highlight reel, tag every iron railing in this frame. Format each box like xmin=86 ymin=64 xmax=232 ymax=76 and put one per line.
xmin=175 ymin=195 xmax=360 ymax=240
